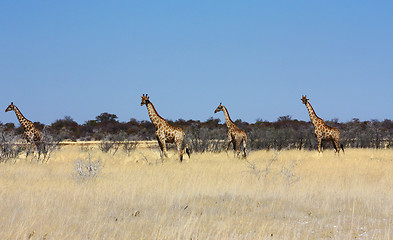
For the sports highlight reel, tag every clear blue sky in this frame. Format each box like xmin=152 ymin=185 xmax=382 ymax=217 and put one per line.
xmin=1 ymin=1 xmax=392 ymax=125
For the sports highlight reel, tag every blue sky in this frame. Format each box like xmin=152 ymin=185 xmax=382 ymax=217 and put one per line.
xmin=1 ymin=1 xmax=392 ymax=125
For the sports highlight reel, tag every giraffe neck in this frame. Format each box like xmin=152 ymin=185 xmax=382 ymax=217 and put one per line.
xmin=305 ymin=102 xmax=320 ymax=126
xmin=12 ymin=106 xmax=34 ymax=130
xmin=222 ymin=106 xmax=236 ymax=129
xmin=146 ymin=101 xmax=167 ymax=128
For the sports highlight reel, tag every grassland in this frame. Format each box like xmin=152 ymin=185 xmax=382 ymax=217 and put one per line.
xmin=0 ymin=146 xmax=392 ymax=239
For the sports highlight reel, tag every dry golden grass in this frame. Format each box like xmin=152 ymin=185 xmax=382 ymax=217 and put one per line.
xmin=0 ymin=146 xmax=393 ymax=239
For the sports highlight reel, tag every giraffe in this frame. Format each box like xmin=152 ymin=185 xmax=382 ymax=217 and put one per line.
xmin=5 ymin=102 xmax=44 ymax=154
xmin=214 ymin=103 xmax=247 ymax=158
xmin=140 ymin=94 xmax=190 ymax=162
xmin=301 ymin=95 xmax=344 ymax=153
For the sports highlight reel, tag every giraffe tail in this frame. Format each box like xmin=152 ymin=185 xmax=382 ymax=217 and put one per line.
xmin=340 ymin=144 xmax=345 ymax=153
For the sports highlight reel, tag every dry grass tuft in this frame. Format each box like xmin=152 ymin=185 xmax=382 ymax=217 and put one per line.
xmin=0 ymin=146 xmax=392 ymax=239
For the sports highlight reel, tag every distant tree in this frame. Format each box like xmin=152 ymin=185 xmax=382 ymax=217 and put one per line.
xmin=96 ymin=112 xmax=118 ymax=123
xmin=204 ymin=117 xmax=221 ymax=128
xmin=330 ymin=118 xmax=339 ymax=123
xmin=84 ymin=120 xmax=98 ymax=126
xmin=50 ymin=116 xmax=80 ymax=141
xmin=274 ymin=115 xmax=293 ymax=128
xmin=3 ymin=123 xmax=16 ymax=132
xmin=80 ymin=120 xmax=98 ymax=140
xmin=33 ymin=122 xmax=45 ymax=131
xmin=3 ymin=111 xmax=393 ymax=149
xmin=138 ymin=120 xmax=155 ymax=140
xmin=129 ymin=118 xmax=139 ymax=125
xmin=90 ymin=113 xmax=121 ymax=136
xmin=277 ymin=115 xmax=292 ymax=122
xmin=51 ymin=116 xmax=78 ymax=129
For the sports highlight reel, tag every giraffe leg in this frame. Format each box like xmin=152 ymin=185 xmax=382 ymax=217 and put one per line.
xmin=225 ymin=139 xmax=231 ymax=156
xmin=332 ymin=139 xmax=340 ymax=154
xmin=242 ymin=138 xmax=247 ymax=159
xmin=26 ymin=139 xmax=34 ymax=157
xmin=25 ymin=142 xmax=30 ymax=157
xmin=156 ymin=136 xmax=167 ymax=159
xmin=29 ymin=143 xmax=35 ymax=157
xmin=317 ymin=138 xmax=322 ymax=153
xmin=24 ymin=133 xmax=32 ymax=157
xmin=161 ymin=140 xmax=168 ymax=158
xmin=35 ymin=133 xmax=44 ymax=155
xmin=185 ymin=147 xmax=191 ymax=158
xmin=234 ymin=140 xmax=239 ymax=158
xmin=184 ymin=144 xmax=191 ymax=159
xmin=236 ymin=147 xmax=241 ymax=158
xmin=331 ymin=139 xmax=337 ymax=153
xmin=176 ymin=141 xmax=184 ymax=163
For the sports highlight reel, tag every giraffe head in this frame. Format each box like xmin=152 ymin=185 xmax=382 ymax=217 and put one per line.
xmin=301 ymin=95 xmax=309 ymax=104
xmin=5 ymin=102 xmax=15 ymax=112
xmin=140 ymin=94 xmax=150 ymax=106
xmin=214 ymin=103 xmax=224 ymax=113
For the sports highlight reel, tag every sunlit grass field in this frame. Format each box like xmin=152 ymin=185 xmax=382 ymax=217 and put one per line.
xmin=0 ymin=146 xmax=393 ymax=239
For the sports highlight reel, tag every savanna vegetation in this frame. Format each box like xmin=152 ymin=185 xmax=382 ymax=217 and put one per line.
xmin=0 ymin=147 xmax=392 ymax=239
xmin=2 ymin=113 xmax=393 ymax=152
xmin=1 ymin=114 xmax=393 ymax=239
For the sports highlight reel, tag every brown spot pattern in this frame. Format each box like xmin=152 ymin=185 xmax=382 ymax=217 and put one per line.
xmin=301 ymin=96 xmax=342 ymax=153
xmin=140 ymin=95 xmax=189 ymax=162
xmin=214 ymin=103 xmax=247 ymax=158
xmin=5 ymin=103 xmax=43 ymax=151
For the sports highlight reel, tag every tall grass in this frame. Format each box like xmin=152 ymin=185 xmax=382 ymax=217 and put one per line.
xmin=0 ymin=146 xmax=392 ymax=239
